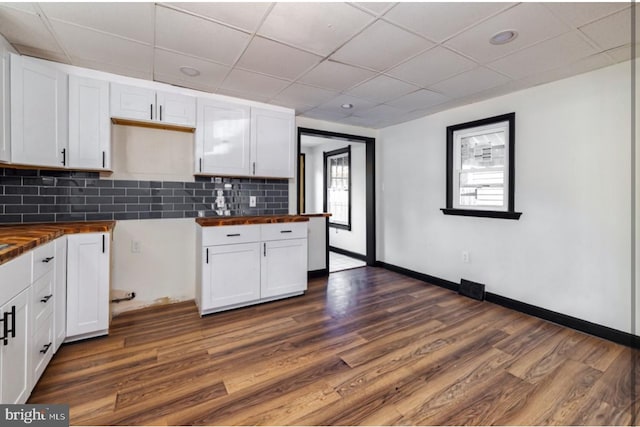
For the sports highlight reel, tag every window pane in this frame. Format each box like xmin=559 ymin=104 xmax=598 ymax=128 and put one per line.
xmin=460 ymin=131 xmax=505 ymax=170
xmin=459 ymin=170 xmax=504 ymax=207
xmin=327 ymin=151 xmax=350 ymax=226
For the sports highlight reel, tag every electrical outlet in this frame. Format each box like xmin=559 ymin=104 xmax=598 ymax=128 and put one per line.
xmin=131 ymin=240 xmax=141 ymax=253
xmin=249 ymin=196 xmax=257 ymax=207
xmin=462 ymin=251 xmax=470 ymax=263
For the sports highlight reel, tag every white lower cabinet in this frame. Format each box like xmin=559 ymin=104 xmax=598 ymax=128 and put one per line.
xmin=66 ymin=232 xmax=110 ymax=341
xmin=197 ymin=222 xmax=308 ymax=315
xmin=0 ymin=287 xmax=30 ymax=404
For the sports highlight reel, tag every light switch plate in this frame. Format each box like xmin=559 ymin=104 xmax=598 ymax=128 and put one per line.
xmin=249 ymin=196 xmax=257 ymax=207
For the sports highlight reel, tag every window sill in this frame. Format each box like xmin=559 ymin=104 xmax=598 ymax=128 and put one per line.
xmin=440 ymin=208 xmax=522 ymax=220
xmin=329 ymin=222 xmax=352 ymax=231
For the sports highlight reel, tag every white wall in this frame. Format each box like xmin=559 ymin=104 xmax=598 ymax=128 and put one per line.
xmin=303 ymin=138 xmax=367 ymax=256
xmin=377 ymin=61 xmax=633 ymax=333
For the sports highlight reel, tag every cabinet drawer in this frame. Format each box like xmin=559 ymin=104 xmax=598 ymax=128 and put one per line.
xmin=261 ymin=222 xmax=307 ymax=241
xmin=202 ymin=224 xmax=261 ymax=246
xmin=31 ymin=316 xmax=54 ymax=385
xmin=32 ymin=241 xmax=55 ymax=282
xmin=0 ymin=252 xmax=30 ymax=307
xmin=32 ymin=270 xmax=54 ymax=333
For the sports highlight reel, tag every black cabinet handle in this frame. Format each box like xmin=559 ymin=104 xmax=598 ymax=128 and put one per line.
xmin=199 ymin=158 xmax=202 ymax=173
xmin=263 ymin=242 xmax=266 ymax=257
xmin=226 ymin=233 xmax=241 ymax=237
xmin=280 ymin=230 xmax=292 ymax=234
xmin=3 ymin=305 xmax=16 ymax=346
xmin=102 ymin=151 xmax=106 ymax=168
xmin=40 ymin=294 xmax=53 ymax=303
xmin=206 ymin=248 xmax=209 ymax=264
xmin=150 ymin=104 xmax=153 ymax=120
xmin=42 ymin=256 xmax=54 ymax=263
xmin=253 ymin=162 xmax=256 ymax=175
xmin=0 ymin=311 xmax=7 ymax=346
xmin=61 ymin=148 xmax=66 ymax=166
xmin=40 ymin=342 xmax=52 ymax=354
xmin=160 ymin=105 xmax=163 ymax=121
xmin=102 ymin=234 xmax=105 ymax=254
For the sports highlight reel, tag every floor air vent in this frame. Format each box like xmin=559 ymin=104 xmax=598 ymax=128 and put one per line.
xmin=459 ymin=279 xmax=486 ymax=301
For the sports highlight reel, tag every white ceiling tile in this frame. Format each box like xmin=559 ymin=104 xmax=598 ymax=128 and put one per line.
xmin=50 ymin=20 xmax=153 ymax=74
xmin=215 ymin=87 xmax=270 ymax=103
xmin=579 ymin=8 xmax=633 ymax=51
xmin=0 ymin=3 xmax=38 ymax=13
xmin=445 ymin=3 xmax=571 ymax=63
xmin=71 ymin=56 xmax=153 ymax=80
xmin=269 ymin=99 xmax=315 ymax=114
xmin=316 ymin=94 xmax=377 ymax=115
xmin=385 ymin=89 xmax=448 ymax=110
xmin=40 ymin=2 xmax=154 ymax=44
xmin=346 ymin=74 xmax=418 ymax=103
xmin=236 ymin=36 xmax=322 ymax=80
xmin=544 ymin=2 xmax=629 ymax=28
xmin=356 ymin=104 xmax=409 ymax=121
xmin=351 ymin=2 xmax=395 ymax=15
xmin=155 ymin=6 xmax=250 ymax=65
xmin=154 ymin=49 xmax=230 ymax=89
xmin=0 ymin=5 xmax=62 ymax=54
xmin=331 ymin=20 xmax=433 ymax=71
xmin=386 ymin=46 xmax=477 ymax=87
xmin=511 ymin=53 xmax=613 ymax=89
xmin=606 ymin=44 xmax=632 ymax=63
xmin=339 ymin=115 xmax=380 ymax=128
xmin=488 ymin=31 xmax=598 ymax=80
xmin=384 ymin=2 xmax=514 ymax=42
xmin=298 ymin=60 xmax=376 ymax=91
xmin=10 ymin=44 xmax=69 ymax=63
xmin=271 ymin=83 xmax=338 ymax=107
xmin=220 ymin=68 xmax=290 ymax=99
xmin=162 ymin=2 xmax=271 ymax=33
xmin=258 ymin=3 xmax=373 ymax=56
xmin=154 ymin=73 xmax=217 ymax=94
xmin=301 ymin=108 xmax=351 ymax=122
xmin=428 ymin=67 xmax=510 ymax=99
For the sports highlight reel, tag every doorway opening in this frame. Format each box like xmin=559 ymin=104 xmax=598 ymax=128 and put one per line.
xmin=297 ymin=128 xmax=375 ymax=274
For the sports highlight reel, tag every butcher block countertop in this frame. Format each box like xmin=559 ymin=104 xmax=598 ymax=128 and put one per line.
xmin=0 ymin=221 xmax=116 ymax=266
xmin=196 ymin=215 xmax=310 ymax=227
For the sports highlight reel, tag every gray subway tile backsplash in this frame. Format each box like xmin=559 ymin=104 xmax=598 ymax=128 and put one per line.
xmin=0 ymin=168 xmax=289 ymax=224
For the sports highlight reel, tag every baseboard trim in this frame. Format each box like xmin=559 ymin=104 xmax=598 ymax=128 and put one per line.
xmin=329 ymin=246 xmax=367 ymax=262
xmin=376 ymin=261 xmax=640 ymax=348
xmin=308 ymin=268 xmax=329 ymax=278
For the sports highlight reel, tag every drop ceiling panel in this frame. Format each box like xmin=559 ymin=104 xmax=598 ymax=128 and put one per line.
xmin=347 ymin=74 xmax=418 ymax=103
xmin=513 ymin=53 xmax=613 ymax=89
xmin=258 ymin=3 xmax=374 ymax=56
xmin=49 ymin=20 xmax=153 ymax=74
xmin=11 ymin=44 xmax=68 ymax=63
xmin=298 ymin=60 xmax=376 ymax=91
xmin=445 ymin=3 xmax=571 ymax=63
xmin=488 ymin=31 xmax=598 ymax=80
xmin=155 ymin=6 xmax=250 ymax=65
xmin=154 ymin=49 xmax=230 ymax=89
xmin=357 ymin=103 xmax=410 ymax=121
xmin=386 ymin=46 xmax=477 ymax=87
xmin=72 ymin=56 xmax=152 ymax=80
xmin=428 ymin=67 xmax=510 ymax=99
xmin=0 ymin=5 xmax=63 ymax=54
xmin=579 ymin=8 xmax=633 ymax=51
xmin=386 ymin=89 xmax=449 ymax=111
xmin=351 ymin=2 xmax=394 ymax=15
xmin=219 ymin=68 xmax=290 ymax=99
xmin=162 ymin=2 xmax=271 ymax=33
xmin=384 ymin=2 xmax=515 ymax=42
xmin=40 ymin=2 xmax=155 ymax=44
xmin=316 ymin=94 xmax=376 ymax=115
xmin=544 ymin=2 xmax=629 ymax=28
xmin=302 ymin=108 xmax=351 ymax=122
xmin=271 ymin=83 xmax=338 ymax=107
xmin=606 ymin=44 xmax=632 ymax=63
xmin=235 ymin=36 xmax=322 ymax=80
xmin=330 ymin=20 xmax=433 ymax=71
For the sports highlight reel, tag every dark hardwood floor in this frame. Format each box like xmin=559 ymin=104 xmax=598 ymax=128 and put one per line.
xmin=29 ymin=267 xmax=639 ymax=425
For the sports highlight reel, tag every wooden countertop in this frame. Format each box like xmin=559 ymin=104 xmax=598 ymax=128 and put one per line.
xmin=300 ymin=213 xmax=332 ymax=218
xmin=0 ymin=221 xmax=116 ymax=266
xmin=196 ymin=215 xmax=310 ymax=227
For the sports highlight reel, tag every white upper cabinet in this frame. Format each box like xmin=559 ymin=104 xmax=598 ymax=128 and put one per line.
xmin=10 ymin=54 xmax=68 ymax=168
xmin=68 ymin=76 xmax=110 ymax=170
xmin=0 ymin=51 xmax=9 ymax=163
xmin=110 ymin=83 xmax=195 ymax=127
xmin=251 ymin=107 xmax=295 ymax=178
xmin=196 ymin=99 xmax=294 ymax=178
xmin=196 ymin=98 xmax=251 ymax=176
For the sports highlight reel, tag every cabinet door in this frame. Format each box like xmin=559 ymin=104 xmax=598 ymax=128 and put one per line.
xmin=202 ymin=243 xmax=260 ymax=310
xmin=196 ymin=98 xmax=251 ymax=176
xmin=0 ymin=51 xmax=9 ymax=162
xmin=261 ymin=238 xmax=308 ymax=299
xmin=0 ymin=288 xmax=30 ymax=404
xmin=110 ymin=83 xmax=155 ymax=121
xmin=66 ymin=233 xmax=110 ymax=340
xmin=53 ymin=236 xmax=66 ymax=351
xmin=251 ymin=108 xmax=295 ymax=178
xmin=156 ymin=91 xmax=196 ymax=127
xmin=10 ymin=54 xmax=68 ymax=168
xmin=68 ymin=76 xmax=110 ymax=170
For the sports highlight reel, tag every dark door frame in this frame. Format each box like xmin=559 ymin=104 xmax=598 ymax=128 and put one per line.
xmin=297 ymin=127 xmax=376 ymax=268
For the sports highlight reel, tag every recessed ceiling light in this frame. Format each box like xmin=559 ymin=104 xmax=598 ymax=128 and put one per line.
xmin=489 ymin=30 xmax=518 ymax=45
xmin=341 ymin=103 xmax=353 ymax=109
xmin=180 ymin=66 xmax=201 ymax=77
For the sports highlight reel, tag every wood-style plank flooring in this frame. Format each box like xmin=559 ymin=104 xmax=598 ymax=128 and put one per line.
xmin=29 ymin=267 xmax=639 ymax=425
